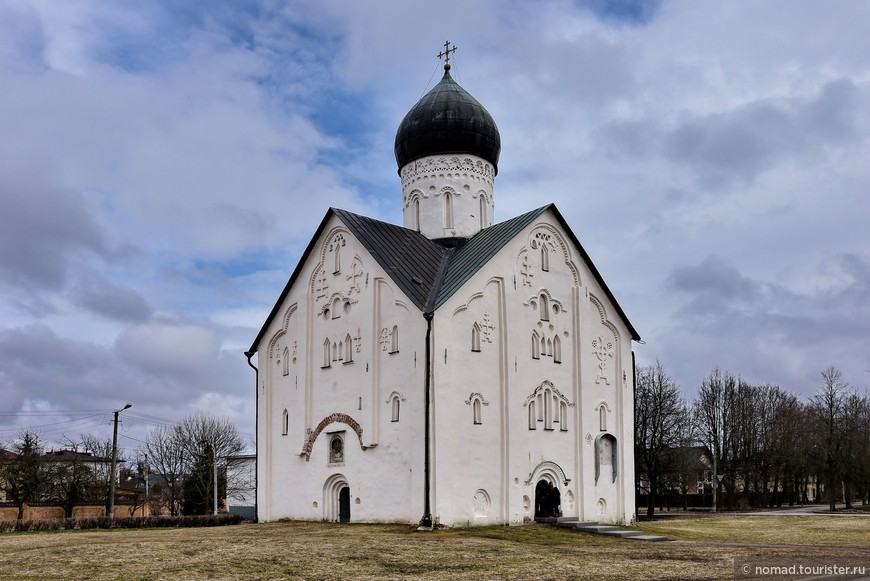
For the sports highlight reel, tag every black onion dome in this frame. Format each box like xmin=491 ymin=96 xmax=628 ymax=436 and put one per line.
xmin=395 ymin=70 xmax=501 ymax=174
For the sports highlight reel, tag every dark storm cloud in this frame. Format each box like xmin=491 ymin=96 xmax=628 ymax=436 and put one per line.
xmin=661 ymin=78 xmax=865 ymax=187
xmin=668 ymin=254 xmax=761 ymax=310
xmin=0 ymin=158 xmax=106 ymax=291
xmin=69 ymin=273 xmax=153 ymax=323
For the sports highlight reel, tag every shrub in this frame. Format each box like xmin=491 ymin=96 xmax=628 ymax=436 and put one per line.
xmin=1 ymin=513 xmax=244 ymax=533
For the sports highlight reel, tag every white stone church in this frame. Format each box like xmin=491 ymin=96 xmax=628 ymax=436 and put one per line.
xmin=248 ymin=58 xmax=640 ymax=527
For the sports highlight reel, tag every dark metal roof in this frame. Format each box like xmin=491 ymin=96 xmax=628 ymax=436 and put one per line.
xmin=394 ymin=70 xmax=501 ymax=173
xmin=248 ymin=205 xmax=639 ymax=354
xmin=434 ymin=206 xmax=549 ymax=309
xmin=332 ymin=209 xmax=450 ymax=312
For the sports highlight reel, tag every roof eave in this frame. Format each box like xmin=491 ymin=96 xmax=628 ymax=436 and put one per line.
xmin=247 ymin=209 xmax=338 ymax=355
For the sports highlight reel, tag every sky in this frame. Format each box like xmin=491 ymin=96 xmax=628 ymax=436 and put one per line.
xmin=1 ymin=0 xmax=868 ymax=456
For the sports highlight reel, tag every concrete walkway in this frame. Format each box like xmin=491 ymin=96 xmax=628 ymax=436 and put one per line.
xmin=537 ymin=516 xmax=671 ymax=542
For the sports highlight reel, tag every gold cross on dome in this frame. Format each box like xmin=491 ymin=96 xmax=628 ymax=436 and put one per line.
xmin=437 ymin=41 xmax=457 ymax=68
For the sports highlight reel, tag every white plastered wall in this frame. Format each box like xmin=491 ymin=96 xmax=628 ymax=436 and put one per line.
xmin=256 ymin=214 xmax=426 ymax=524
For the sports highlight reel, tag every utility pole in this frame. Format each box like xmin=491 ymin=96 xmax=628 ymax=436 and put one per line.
xmin=144 ymin=453 xmax=149 ymax=515
xmin=108 ymin=403 xmax=132 ymax=519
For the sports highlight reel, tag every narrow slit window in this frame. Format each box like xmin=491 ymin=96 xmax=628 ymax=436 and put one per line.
xmin=282 ymin=347 xmax=290 ymax=376
xmin=531 ymin=332 xmax=540 ymax=359
xmin=541 ymin=245 xmax=549 ymax=271
xmin=479 ymin=195 xmax=486 ymax=229
xmin=528 ymin=401 xmax=536 ymax=430
xmin=443 ymin=192 xmax=454 ymax=229
xmin=413 ymin=198 xmax=420 ymax=232
xmin=323 ymin=339 xmax=331 ymax=368
xmin=282 ymin=409 xmax=289 ymax=435
xmin=560 ymin=402 xmax=568 ymax=431
xmin=544 ymin=388 xmax=552 ymax=430
xmin=472 ymin=323 xmax=481 ymax=352
xmin=540 ymin=294 xmax=549 ymax=321
xmin=391 ymin=396 xmax=400 ymax=422
xmin=473 ymin=399 xmax=482 ymax=425
xmin=390 ymin=325 xmax=399 ymax=353
xmin=553 ymin=335 xmax=561 ymax=364
xmin=344 ymin=334 xmax=353 ymax=362
xmin=600 ymin=406 xmax=607 ymax=432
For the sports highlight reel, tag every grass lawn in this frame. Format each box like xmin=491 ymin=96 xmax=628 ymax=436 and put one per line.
xmin=1 ymin=517 xmax=868 ymax=580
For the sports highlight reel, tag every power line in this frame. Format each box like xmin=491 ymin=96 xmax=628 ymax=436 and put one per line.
xmin=0 ymin=412 xmax=108 ymax=433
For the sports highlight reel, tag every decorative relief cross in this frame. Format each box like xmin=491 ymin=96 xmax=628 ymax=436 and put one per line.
xmin=437 ymin=41 xmax=457 ymax=66
xmin=591 ymin=336 xmax=614 ymax=384
xmin=314 ymin=271 xmax=329 ymax=301
xmin=379 ymin=328 xmax=390 ymax=351
xmin=479 ymin=313 xmax=495 ymax=343
xmin=354 ymin=328 xmax=362 ymax=353
xmin=520 ymin=254 xmax=533 ymax=287
xmin=346 ymin=260 xmax=364 ymax=296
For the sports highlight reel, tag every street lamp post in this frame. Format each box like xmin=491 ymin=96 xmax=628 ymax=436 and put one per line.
xmin=108 ymin=403 xmax=132 ymax=519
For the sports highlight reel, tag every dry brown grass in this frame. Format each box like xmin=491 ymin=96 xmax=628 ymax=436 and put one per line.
xmin=0 ymin=517 xmax=867 ymax=580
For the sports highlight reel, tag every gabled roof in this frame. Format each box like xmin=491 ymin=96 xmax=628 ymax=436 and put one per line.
xmin=249 ymin=204 xmax=639 ymax=353
xmin=333 ymin=209 xmax=449 ymax=312
xmin=434 ymin=206 xmax=548 ymax=310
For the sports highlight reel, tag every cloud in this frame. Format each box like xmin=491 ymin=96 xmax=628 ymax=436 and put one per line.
xmin=69 ymin=272 xmax=152 ymax=323
xmin=0 ymin=158 xmax=106 ymax=291
xmin=661 ymin=78 xmax=866 ymax=187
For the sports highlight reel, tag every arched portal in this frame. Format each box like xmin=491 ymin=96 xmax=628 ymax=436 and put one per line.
xmin=323 ymin=473 xmax=350 ymax=522
xmin=534 ymin=477 xmax=561 ymax=519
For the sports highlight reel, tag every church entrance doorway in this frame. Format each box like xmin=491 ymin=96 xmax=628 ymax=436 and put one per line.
xmin=339 ymin=486 xmax=350 ymax=523
xmin=323 ymin=473 xmax=350 ymax=522
xmin=534 ymin=479 xmax=561 ymax=519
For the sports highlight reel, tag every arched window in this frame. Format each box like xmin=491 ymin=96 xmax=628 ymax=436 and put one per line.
xmin=282 ymin=409 xmax=289 ymax=435
xmin=333 ymin=242 xmax=341 ymax=274
xmin=541 ymin=245 xmax=549 ymax=272
xmin=344 ymin=334 xmax=353 ymax=363
xmin=332 ymin=297 xmax=341 ymax=319
xmin=473 ymin=398 xmax=482 ymax=425
xmin=323 ymin=339 xmax=331 ymax=368
xmin=528 ymin=400 xmax=536 ymax=430
xmin=412 ymin=197 xmax=420 ymax=231
xmin=472 ymin=323 xmax=481 ymax=352
xmin=531 ymin=332 xmax=540 ymax=359
xmin=443 ymin=192 xmax=454 ymax=229
xmin=600 ymin=405 xmax=607 ymax=432
xmin=391 ymin=396 xmax=400 ymax=422
xmin=539 ymin=294 xmax=549 ymax=321
xmin=479 ymin=195 xmax=487 ymax=229
xmin=332 ymin=342 xmax=338 ymax=362
xmin=560 ymin=402 xmax=568 ymax=431
xmin=282 ymin=347 xmax=290 ymax=376
xmin=543 ymin=388 xmax=552 ymax=430
xmin=390 ymin=325 xmax=399 ymax=353
xmin=553 ymin=335 xmax=561 ymax=364
xmin=546 ymin=338 xmax=553 ymax=357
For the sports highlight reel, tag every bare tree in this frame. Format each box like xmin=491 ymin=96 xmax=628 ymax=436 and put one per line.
xmin=79 ymin=433 xmax=115 ymax=510
xmin=810 ymin=366 xmax=851 ymax=511
xmin=693 ymin=368 xmax=738 ymax=509
xmin=143 ymin=424 xmax=186 ymax=516
xmin=175 ymin=413 xmax=245 ymax=515
xmin=635 ymin=360 xmax=689 ymax=517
